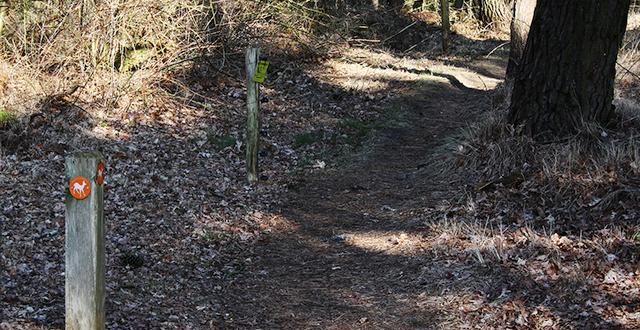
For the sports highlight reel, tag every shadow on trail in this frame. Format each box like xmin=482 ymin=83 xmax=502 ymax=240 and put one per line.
xmin=219 ymin=72 xmax=621 ymax=329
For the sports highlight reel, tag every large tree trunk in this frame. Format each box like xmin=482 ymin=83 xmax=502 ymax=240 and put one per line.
xmin=505 ymin=0 xmax=536 ymax=81
xmin=508 ymin=0 xmax=630 ymax=137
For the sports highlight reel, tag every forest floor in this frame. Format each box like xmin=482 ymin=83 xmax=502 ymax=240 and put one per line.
xmin=2 ymin=28 xmax=640 ymax=329
xmin=219 ymin=58 xmax=508 ymax=329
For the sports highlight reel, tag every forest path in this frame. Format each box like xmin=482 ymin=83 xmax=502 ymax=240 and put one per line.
xmin=221 ymin=57 xmax=506 ymax=329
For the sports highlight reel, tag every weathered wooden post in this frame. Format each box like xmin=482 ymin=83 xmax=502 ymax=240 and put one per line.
xmin=65 ymin=152 xmax=106 ymax=330
xmin=245 ymin=47 xmax=260 ymax=184
xmin=440 ymin=0 xmax=450 ymax=52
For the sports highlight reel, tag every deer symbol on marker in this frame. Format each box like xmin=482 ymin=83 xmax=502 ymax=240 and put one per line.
xmin=73 ymin=181 xmax=87 ymax=195
xmin=69 ymin=176 xmax=91 ymax=200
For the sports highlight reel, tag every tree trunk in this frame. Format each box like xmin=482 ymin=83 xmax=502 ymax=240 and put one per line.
xmin=474 ymin=0 xmax=512 ymax=30
xmin=508 ymin=0 xmax=630 ymax=137
xmin=505 ymin=0 xmax=536 ymax=81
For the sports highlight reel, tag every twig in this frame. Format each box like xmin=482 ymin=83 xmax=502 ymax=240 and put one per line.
xmin=382 ymin=21 xmax=419 ymax=44
xmin=476 ymin=74 xmax=489 ymax=91
xmin=485 ymin=41 xmax=510 ymax=58
xmin=349 ymin=38 xmax=382 ymax=43
xmin=594 ymin=187 xmax=640 ymax=211
xmin=617 ymin=61 xmax=640 ymax=82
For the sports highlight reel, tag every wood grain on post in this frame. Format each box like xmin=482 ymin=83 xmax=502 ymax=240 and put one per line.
xmin=440 ymin=0 xmax=450 ymax=52
xmin=246 ymin=47 xmax=260 ymax=184
xmin=65 ymin=152 xmax=105 ymax=330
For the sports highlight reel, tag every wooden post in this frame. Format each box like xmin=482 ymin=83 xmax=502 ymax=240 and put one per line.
xmin=245 ymin=47 xmax=260 ymax=184
xmin=65 ymin=152 xmax=105 ymax=330
xmin=440 ymin=0 xmax=450 ymax=52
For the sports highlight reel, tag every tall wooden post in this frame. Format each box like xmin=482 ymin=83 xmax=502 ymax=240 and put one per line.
xmin=65 ymin=152 xmax=105 ymax=330
xmin=245 ymin=47 xmax=260 ymax=184
xmin=440 ymin=0 xmax=450 ymax=52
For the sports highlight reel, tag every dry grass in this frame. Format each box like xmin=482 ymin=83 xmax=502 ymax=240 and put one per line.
xmin=0 ymin=0 xmax=334 ymax=119
xmin=407 ymin=13 xmax=640 ymax=327
xmin=451 ymin=100 xmax=640 ymax=190
xmin=427 ymin=10 xmax=640 ymax=275
xmin=0 ymin=0 xmax=507 ymax=138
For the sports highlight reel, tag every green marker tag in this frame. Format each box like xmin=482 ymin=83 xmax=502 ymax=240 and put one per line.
xmin=253 ymin=60 xmax=269 ymax=83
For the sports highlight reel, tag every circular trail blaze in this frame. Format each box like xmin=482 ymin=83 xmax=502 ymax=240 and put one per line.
xmin=69 ymin=176 xmax=91 ymax=200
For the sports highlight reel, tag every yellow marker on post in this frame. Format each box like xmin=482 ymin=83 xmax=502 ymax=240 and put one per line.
xmin=253 ymin=60 xmax=269 ymax=83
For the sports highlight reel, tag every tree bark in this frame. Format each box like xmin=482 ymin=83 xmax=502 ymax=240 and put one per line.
xmin=474 ymin=0 xmax=512 ymax=30
xmin=505 ymin=0 xmax=536 ymax=81
xmin=508 ymin=0 xmax=630 ymax=137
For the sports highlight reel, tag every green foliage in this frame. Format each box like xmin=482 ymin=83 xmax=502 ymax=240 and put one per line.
xmin=116 ymin=47 xmax=155 ymax=72
xmin=0 ymin=109 xmax=16 ymax=127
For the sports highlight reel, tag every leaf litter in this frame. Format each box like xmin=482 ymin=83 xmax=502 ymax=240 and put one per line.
xmin=2 ymin=44 xmax=640 ymax=329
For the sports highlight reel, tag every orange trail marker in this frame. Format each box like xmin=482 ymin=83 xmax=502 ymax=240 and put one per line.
xmin=69 ymin=176 xmax=91 ymax=200
xmin=96 ymin=162 xmax=105 ymax=185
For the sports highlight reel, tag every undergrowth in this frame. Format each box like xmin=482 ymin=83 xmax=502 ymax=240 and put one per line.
xmin=0 ymin=0 xmax=505 ymax=133
xmin=456 ymin=105 xmax=640 ymax=184
xmin=445 ymin=95 xmax=640 ymax=236
xmin=0 ymin=0 xmax=344 ymax=119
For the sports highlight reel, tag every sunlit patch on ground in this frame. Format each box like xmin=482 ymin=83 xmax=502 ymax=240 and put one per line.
xmin=431 ymin=64 xmax=502 ymax=90
xmin=340 ymin=231 xmax=428 ymax=256
xmin=318 ymin=60 xmax=431 ymax=93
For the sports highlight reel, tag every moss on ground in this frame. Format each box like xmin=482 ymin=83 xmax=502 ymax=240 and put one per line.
xmin=0 ymin=110 xmax=17 ymax=127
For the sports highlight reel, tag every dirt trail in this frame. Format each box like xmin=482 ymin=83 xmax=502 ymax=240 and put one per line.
xmin=220 ymin=59 xmax=506 ymax=329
